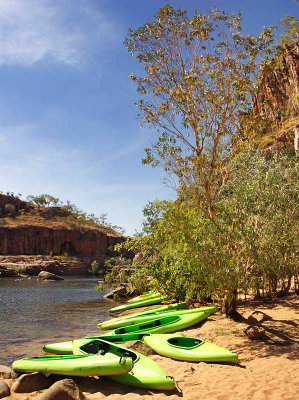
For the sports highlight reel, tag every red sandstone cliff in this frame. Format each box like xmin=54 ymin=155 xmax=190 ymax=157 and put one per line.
xmin=0 ymin=194 xmax=128 ymax=274
xmin=0 ymin=226 xmax=108 ymax=256
xmin=251 ymin=38 xmax=299 ymax=151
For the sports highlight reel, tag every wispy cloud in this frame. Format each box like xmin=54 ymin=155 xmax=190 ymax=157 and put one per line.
xmin=0 ymin=0 xmax=117 ymax=67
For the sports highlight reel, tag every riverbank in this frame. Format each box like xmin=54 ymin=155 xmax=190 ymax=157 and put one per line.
xmin=2 ymin=293 xmax=298 ymax=399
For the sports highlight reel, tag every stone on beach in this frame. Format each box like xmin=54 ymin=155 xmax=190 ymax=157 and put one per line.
xmin=0 ymin=366 xmax=18 ymax=379
xmin=34 ymin=379 xmax=86 ymax=400
xmin=11 ymin=372 xmax=51 ymax=393
xmin=0 ymin=381 xmax=10 ymax=398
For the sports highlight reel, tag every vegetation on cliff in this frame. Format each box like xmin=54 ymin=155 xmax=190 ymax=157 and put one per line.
xmin=0 ymin=192 xmax=123 ymax=236
xmin=118 ymin=6 xmax=298 ymax=313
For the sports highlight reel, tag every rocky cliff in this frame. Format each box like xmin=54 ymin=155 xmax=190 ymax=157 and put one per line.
xmin=0 ymin=226 xmax=108 ymax=256
xmin=0 ymin=194 xmax=127 ymax=275
xmin=251 ymin=37 xmax=299 ymax=151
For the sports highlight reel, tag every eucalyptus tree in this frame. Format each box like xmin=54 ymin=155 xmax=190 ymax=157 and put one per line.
xmin=125 ymin=5 xmax=274 ymax=220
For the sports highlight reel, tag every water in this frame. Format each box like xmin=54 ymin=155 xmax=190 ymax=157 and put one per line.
xmin=0 ymin=276 xmax=120 ymax=366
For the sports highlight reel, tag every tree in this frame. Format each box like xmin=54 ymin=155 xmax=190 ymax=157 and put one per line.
xmin=125 ymin=5 xmax=275 ymax=220
xmin=27 ymin=194 xmax=61 ymax=207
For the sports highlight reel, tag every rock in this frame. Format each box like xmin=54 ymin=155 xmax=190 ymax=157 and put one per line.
xmin=0 ymin=266 xmax=19 ymax=277
xmin=0 ymin=365 xmax=18 ymax=379
xmin=0 ymin=225 xmax=119 ymax=258
xmin=103 ymin=286 xmax=124 ymax=299
xmin=11 ymin=372 xmax=51 ymax=393
xmin=247 ymin=311 xmax=271 ymax=324
xmin=251 ymin=41 xmax=299 ymax=152
xmin=245 ymin=326 xmax=268 ymax=340
xmin=37 ymin=271 xmax=63 ymax=281
xmin=34 ymin=379 xmax=86 ymax=400
xmin=0 ymin=381 xmax=10 ymax=398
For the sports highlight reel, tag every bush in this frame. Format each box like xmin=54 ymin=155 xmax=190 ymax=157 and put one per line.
xmin=121 ymin=150 xmax=298 ymax=313
xmin=89 ymin=260 xmax=100 ymax=275
xmin=4 ymin=203 xmax=16 ymax=217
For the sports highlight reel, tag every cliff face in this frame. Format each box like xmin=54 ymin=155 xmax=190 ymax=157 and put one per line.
xmin=0 ymin=226 xmax=109 ymax=256
xmin=0 ymin=194 xmax=126 ymax=261
xmin=252 ymin=41 xmax=299 ymax=122
xmin=251 ymin=39 xmax=299 ymax=150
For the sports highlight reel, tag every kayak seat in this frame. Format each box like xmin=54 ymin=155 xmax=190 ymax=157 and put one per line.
xmin=81 ymin=343 xmax=98 ymax=354
xmin=118 ymin=328 xmax=126 ymax=334
xmin=117 ymin=348 xmax=138 ymax=361
xmin=97 ymin=341 xmax=110 ymax=355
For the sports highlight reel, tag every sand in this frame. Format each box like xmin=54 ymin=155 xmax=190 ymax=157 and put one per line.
xmin=4 ymin=294 xmax=299 ymax=400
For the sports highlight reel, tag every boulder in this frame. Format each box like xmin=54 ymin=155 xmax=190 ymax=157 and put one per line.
xmin=11 ymin=372 xmax=51 ymax=393
xmin=0 ymin=365 xmax=18 ymax=379
xmin=34 ymin=379 xmax=86 ymax=400
xmin=0 ymin=266 xmax=19 ymax=277
xmin=245 ymin=326 xmax=268 ymax=340
xmin=37 ymin=271 xmax=63 ymax=281
xmin=103 ymin=286 xmax=125 ymax=299
xmin=0 ymin=381 xmax=10 ymax=398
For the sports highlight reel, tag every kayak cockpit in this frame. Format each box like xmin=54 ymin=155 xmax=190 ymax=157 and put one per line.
xmin=79 ymin=339 xmax=138 ymax=362
xmin=167 ymin=337 xmax=204 ymax=348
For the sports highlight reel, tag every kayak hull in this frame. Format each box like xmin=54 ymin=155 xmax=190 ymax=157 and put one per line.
xmin=73 ymin=338 xmax=175 ymax=390
xmin=43 ymin=333 xmax=150 ymax=355
xmin=109 ymin=295 xmax=168 ymax=313
xmin=98 ymin=302 xmax=187 ymax=328
xmin=101 ymin=306 xmax=217 ymax=331
xmin=12 ymin=354 xmax=133 ymax=376
xmin=112 ymin=310 xmax=210 ymax=335
xmin=144 ymin=334 xmax=238 ymax=363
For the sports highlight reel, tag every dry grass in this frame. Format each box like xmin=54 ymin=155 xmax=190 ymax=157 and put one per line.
xmin=0 ymin=212 xmax=122 ymax=237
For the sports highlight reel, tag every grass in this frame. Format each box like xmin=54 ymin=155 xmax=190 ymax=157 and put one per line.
xmin=0 ymin=211 xmax=122 ymax=236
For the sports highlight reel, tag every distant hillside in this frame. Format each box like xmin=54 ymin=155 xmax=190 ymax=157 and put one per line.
xmin=0 ymin=193 xmax=122 ymax=237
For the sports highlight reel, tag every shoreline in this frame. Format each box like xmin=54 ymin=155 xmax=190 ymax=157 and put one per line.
xmin=2 ymin=293 xmax=298 ymax=399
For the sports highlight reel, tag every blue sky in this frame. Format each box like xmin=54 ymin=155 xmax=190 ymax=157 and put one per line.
xmin=0 ymin=0 xmax=297 ymax=234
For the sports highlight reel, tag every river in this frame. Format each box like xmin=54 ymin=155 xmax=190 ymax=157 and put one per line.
xmin=0 ymin=276 xmax=120 ymax=366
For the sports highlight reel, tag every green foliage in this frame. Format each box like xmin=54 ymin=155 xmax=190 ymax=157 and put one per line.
xmin=4 ymin=203 xmax=16 ymax=217
xmin=27 ymin=194 xmax=61 ymax=207
xmin=23 ymin=194 xmax=124 ymax=234
xmin=103 ymin=256 xmax=133 ymax=287
xmin=278 ymin=15 xmax=299 ymax=47
xmin=104 ymin=256 xmax=132 ymax=269
xmin=63 ymin=201 xmax=125 ymax=234
xmin=122 ymin=150 xmax=298 ymax=312
xmin=88 ymin=260 xmax=101 ymax=275
xmin=125 ymin=5 xmax=276 ymax=220
xmin=7 ymin=264 xmax=26 ymax=273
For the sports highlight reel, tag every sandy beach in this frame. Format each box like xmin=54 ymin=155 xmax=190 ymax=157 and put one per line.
xmin=3 ymin=294 xmax=298 ymax=400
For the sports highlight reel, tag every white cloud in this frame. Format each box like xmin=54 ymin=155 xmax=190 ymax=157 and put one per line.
xmin=0 ymin=0 xmax=116 ymax=67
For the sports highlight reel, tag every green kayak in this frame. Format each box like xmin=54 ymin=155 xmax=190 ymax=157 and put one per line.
xmin=126 ymin=291 xmax=160 ymax=303
xmin=43 ymin=333 xmax=150 ymax=355
xmin=100 ymin=306 xmax=217 ymax=331
xmin=144 ymin=334 xmax=238 ymax=363
xmin=99 ymin=302 xmax=187 ymax=328
xmin=112 ymin=310 xmax=210 ymax=335
xmin=73 ymin=337 xmax=175 ymax=390
xmin=109 ymin=294 xmax=168 ymax=313
xmin=12 ymin=353 xmax=133 ymax=376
